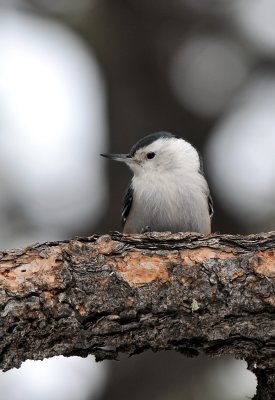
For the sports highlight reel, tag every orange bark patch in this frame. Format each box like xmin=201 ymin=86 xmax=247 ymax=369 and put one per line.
xmin=179 ymin=247 xmax=236 ymax=267
xmin=114 ymin=252 xmax=169 ymax=287
xmin=253 ymin=250 xmax=275 ymax=277
xmin=79 ymin=306 xmax=87 ymax=316
xmin=231 ymin=270 xmax=245 ymax=280
xmin=99 ymin=277 xmax=108 ymax=285
xmin=265 ymin=295 xmax=275 ymax=306
xmin=181 ymin=276 xmax=193 ymax=286
xmin=0 ymin=252 xmax=64 ymax=294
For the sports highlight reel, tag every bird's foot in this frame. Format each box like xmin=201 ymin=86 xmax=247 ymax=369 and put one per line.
xmin=140 ymin=226 xmax=152 ymax=233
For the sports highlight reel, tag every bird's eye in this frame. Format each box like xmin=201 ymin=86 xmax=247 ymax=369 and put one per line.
xmin=147 ymin=152 xmax=155 ymax=159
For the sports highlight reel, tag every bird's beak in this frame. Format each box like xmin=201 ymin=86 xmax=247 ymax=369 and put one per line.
xmin=100 ymin=153 xmax=136 ymax=164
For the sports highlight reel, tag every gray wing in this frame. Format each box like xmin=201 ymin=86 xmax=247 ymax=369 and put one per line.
xmin=121 ymin=182 xmax=133 ymax=228
xmin=198 ymin=159 xmax=214 ymax=220
xmin=208 ymin=194 xmax=214 ymax=220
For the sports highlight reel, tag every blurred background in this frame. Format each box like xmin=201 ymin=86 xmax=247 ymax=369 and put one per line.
xmin=1 ymin=0 xmax=275 ymax=398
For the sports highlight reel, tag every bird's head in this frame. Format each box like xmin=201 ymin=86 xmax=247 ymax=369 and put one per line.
xmin=101 ymin=132 xmax=201 ymax=177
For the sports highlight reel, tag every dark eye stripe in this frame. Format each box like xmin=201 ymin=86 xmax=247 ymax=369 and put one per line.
xmin=147 ymin=152 xmax=155 ymax=159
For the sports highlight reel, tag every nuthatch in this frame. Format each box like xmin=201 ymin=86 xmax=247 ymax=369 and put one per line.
xmin=101 ymin=132 xmax=213 ymax=234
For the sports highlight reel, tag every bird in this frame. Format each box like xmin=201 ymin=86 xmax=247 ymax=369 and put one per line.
xmin=101 ymin=132 xmax=213 ymax=234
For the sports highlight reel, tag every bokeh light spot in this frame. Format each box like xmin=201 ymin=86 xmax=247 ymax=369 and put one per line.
xmin=206 ymin=74 xmax=275 ymax=223
xmin=170 ymin=35 xmax=249 ymax=117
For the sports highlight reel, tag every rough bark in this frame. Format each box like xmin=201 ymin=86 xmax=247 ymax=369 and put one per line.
xmin=0 ymin=232 xmax=274 ymax=398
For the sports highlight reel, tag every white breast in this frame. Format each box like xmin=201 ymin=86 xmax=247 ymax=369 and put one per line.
xmin=124 ymin=170 xmax=211 ymax=234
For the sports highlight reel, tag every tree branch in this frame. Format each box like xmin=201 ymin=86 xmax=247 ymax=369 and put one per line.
xmin=0 ymin=232 xmax=274 ymax=398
